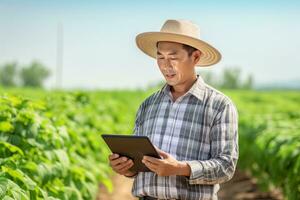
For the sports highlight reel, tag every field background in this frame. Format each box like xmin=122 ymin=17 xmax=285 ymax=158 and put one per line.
xmin=1 ymin=1 xmax=300 ymax=199
xmin=1 ymin=88 xmax=299 ymax=199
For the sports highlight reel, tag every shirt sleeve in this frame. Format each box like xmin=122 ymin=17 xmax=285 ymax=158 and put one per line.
xmin=185 ymin=101 xmax=239 ymax=185
xmin=133 ymin=103 xmax=144 ymax=136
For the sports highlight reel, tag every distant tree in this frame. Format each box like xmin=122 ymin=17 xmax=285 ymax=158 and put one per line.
xmin=20 ymin=61 xmax=50 ymax=87
xmin=148 ymin=67 xmax=254 ymax=90
xmin=200 ymin=71 xmax=218 ymax=87
xmin=220 ymin=68 xmax=241 ymax=89
xmin=0 ymin=62 xmax=18 ymax=87
xmin=242 ymin=74 xmax=254 ymax=89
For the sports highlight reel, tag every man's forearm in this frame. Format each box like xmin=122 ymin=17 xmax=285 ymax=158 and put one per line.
xmin=185 ymin=156 xmax=238 ymax=185
xmin=177 ymin=161 xmax=191 ymax=177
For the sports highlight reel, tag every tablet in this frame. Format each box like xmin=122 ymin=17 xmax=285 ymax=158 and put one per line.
xmin=101 ymin=134 xmax=161 ymax=172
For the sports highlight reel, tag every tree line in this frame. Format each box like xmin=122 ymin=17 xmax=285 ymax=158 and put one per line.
xmin=1 ymin=61 xmax=253 ymax=90
xmin=147 ymin=67 xmax=254 ymax=90
xmin=200 ymin=67 xmax=254 ymax=89
xmin=0 ymin=61 xmax=50 ymax=88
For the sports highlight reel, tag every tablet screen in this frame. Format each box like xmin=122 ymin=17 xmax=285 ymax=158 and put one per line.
xmin=102 ymin=134 xmax=161 ymax=172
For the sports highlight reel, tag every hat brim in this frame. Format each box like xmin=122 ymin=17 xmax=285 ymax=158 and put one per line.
xmin=136 ymin=32 xmax=221 ymax=67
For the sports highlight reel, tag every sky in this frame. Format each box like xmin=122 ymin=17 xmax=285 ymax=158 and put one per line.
xmin=0 ymin=0 xmax=300 ymax=89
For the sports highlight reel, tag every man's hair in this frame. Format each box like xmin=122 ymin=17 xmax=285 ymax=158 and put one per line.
xmin=182 ymin=44 xmax=198 ymax=56
xmin=156 ymin=42 xmax=198 ymax=57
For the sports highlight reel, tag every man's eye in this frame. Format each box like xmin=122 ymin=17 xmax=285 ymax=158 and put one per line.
xmin=170 ymin=58 xmax=178 ymax=60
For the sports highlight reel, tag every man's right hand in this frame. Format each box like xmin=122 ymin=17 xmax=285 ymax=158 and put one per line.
xmin=108 ymin=153 xmax=136 ymax=177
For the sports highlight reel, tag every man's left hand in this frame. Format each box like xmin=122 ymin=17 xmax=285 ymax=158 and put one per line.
xmin=142 ymin=147 xmax=191 ymax=177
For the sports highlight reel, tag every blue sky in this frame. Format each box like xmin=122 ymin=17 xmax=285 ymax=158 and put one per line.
xmin=0 ymin=0 xmax=300 ymax=89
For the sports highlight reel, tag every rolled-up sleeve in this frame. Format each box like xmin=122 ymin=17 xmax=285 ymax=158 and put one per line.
xmin=185 ymin=101 xmax=239 ymax=185
xmin=133 ymin=103 xmax=144 ymax=136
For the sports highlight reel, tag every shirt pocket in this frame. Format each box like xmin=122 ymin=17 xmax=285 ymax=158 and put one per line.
xmin=176 ymin=119 xmax=212 ymax=161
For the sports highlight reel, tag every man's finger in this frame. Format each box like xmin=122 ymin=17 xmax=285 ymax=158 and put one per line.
xmin=144 ymin=161 xmax=158 ymax=172
xmin=111 ymin=156 xmax=128 ymax=166
xmin=109 ymin=153 xmax=119 ymax=160
xmin=143 ymin=156 xmax=160 ymax=165
xmin=119 ymin=161 xmax=134 ymax=173
xmin=155 ymin=148 xmax=169 ymax=159
xmin=114 ymin=159 xmax=132 ymax=170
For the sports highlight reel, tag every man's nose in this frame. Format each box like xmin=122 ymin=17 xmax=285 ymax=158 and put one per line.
xmin=163 ymin=59 xmax=173 ymax=69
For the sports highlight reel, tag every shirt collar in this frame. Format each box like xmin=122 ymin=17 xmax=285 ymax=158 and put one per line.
xmin=160 ymin=74 xmax=206 ymax=102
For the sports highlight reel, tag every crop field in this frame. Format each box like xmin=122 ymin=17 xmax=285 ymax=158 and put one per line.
xmin=0 ymin=88 xmax=299 ymax=200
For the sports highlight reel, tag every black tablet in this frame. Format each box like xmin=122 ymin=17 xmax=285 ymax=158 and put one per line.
xmin=101 ymin=134 xmax=161 ymax=172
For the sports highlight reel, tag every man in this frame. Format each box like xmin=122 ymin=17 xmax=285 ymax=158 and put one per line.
xmin=108 ymin=19 xmax=238 ymax=200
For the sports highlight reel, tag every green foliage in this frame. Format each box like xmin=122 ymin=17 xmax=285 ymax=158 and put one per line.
xmin=227 ymin=90 xmax=300 ymax=200
xmin=0 ymin=90 xmax=147 ymax=199
xmin=1 ymin=87 xmax=299 ymax=200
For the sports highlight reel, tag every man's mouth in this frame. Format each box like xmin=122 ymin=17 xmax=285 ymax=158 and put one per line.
xmin=165 ymin=74 xmax=176 ymax=79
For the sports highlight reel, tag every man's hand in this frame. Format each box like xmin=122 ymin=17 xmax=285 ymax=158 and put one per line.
xmin=142 ymin=148 xmax=191 ymax=177
xmin=108 ymin=153 xmax=136 ymax=177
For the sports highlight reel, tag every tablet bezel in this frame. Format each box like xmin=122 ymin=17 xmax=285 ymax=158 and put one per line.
xmin=101 ymin=134 xmax=161 ymax=172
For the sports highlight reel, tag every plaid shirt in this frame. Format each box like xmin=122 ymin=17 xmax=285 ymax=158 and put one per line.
xmin=131 ymin=75 xmax=239 ymax=200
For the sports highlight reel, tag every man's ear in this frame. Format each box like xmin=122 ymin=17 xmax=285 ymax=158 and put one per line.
xmin=193 ymin=50 xmax=201 ymax=64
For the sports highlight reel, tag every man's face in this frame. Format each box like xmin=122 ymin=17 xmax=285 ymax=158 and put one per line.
xmin=156 ymin=41 xmax=199 ymax=87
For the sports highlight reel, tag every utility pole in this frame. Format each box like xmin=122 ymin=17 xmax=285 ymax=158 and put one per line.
xmin=56 ymin=22 xmax=63 ymax=89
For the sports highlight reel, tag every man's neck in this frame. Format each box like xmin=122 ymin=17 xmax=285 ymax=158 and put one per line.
xmin=170 ymin=74 xmax=197 ymax=101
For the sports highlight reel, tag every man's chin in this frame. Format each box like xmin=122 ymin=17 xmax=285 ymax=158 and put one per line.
xmin=165 ymin=80 xmax=178 ymax=86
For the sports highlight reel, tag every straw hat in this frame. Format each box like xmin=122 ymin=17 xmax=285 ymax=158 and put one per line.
xmin=136 ymin=19 xmax=221 ymax=67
